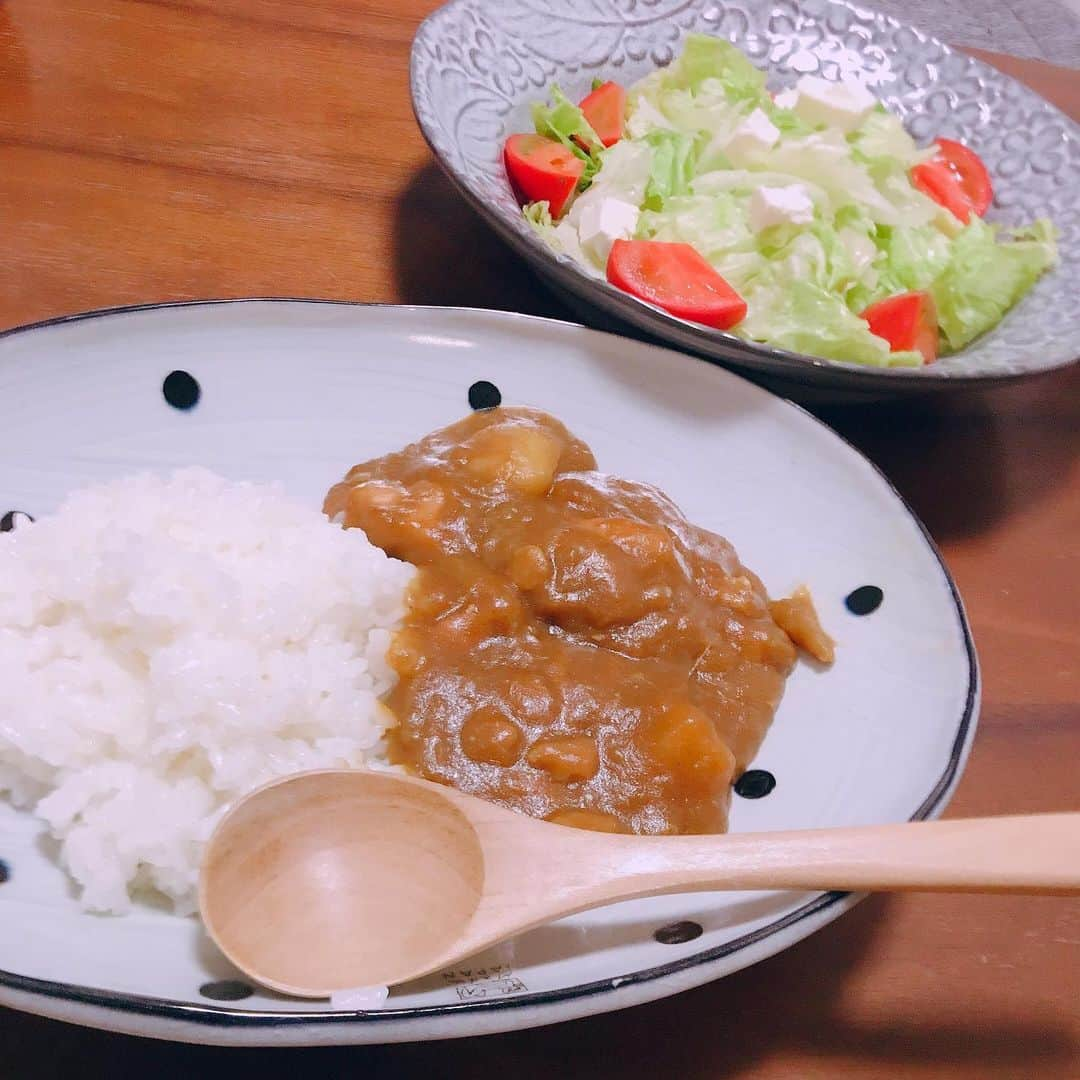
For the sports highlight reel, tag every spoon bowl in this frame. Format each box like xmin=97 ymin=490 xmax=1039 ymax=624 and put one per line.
xmin=200 ymin=771 xmax=488 ymax=995
xmin=200 ymin=769 xmax=1080 ymax=998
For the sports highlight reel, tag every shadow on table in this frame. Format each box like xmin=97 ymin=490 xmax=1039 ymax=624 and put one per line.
xmin=4 ymin=895 xmax=1076 ymax=1078
xmin=391 ymin=163 xmax=575 ymax=322
xmin=811 ymin=364 xmax=1080 ymax=545
xmin=372 ymin=895 xmax=1074 ymax=1080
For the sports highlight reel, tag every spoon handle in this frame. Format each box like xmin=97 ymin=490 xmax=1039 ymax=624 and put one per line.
xmin=597 ymin=813 xmax=1080 ymax=898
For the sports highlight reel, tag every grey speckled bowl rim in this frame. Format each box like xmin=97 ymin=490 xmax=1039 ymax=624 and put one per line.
xmin=0 ymin=299 xmax=979 ymax=1034
xmin=408 ymin=0 xmax=1078 ymax=389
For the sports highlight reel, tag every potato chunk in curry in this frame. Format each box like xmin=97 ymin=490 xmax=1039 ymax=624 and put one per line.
xmin=325 ymin=408 xmax=832 ymax=835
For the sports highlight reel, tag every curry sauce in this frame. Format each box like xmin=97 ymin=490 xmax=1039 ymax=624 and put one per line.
xmin=325 ymin=408 xmax=832 ymax=835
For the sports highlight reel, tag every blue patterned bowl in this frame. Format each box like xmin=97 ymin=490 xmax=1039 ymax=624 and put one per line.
xmin=411 ymin=0 xmax=1079 ymax=395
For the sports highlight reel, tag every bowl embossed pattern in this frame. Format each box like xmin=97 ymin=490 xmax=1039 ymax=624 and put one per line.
xmin=411 ymin=0 xmax=1079 ymax=393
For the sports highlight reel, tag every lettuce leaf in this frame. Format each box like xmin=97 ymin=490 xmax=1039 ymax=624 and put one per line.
xmin=637 ymin=193 xmax=762 ymax=288
xmin=531 ymin=86 xmax=603 ymax=189
xmin=641 ymin=129 xmax=699 ymax=211
xmin=523 ymin=201 xmax=553 ymax=230
xmin=767 ymin=105 xmax=814 ymax=138
xmin=629 ymin=33 xmax=769 ymax=120
xmin=673 ymin=34 xmax=769 ymax=103
xmin=931 ymin=217 xmax=1058 ymax=349
xmin=850 ymin=110 xmax=936 ymax=169
xmin=570 ymin=140 xmax=654 ymax=213
xmin=765 ymin=131 xmax=902 ymax=224
xmin=738 ymin=279 xmax=923 ymax=366
xmin=847 ymin=223 xmax=951 ymax=311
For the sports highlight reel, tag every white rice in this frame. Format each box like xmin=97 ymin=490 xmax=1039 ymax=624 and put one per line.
xmin=0 ymin=468 xmax=413 ymax=914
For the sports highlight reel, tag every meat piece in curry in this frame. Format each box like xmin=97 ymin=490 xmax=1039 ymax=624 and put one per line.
xmin=324 ymin=408 xmax=833 ymax=835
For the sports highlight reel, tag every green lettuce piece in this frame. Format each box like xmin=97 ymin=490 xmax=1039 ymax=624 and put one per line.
xmin=673 ymin=34 xmax=768 ymax=103
xmin=523 ymin=201 xmax=553 ymax=229
xmin=522 ymin=199 xmax=563 ymax=251
xmin=766 ymin=131 xmax=901 ymax=224
xmin=691 ymin=168 xmax=827 ymax=204
xmin=931 ymin=217 xmax=1058 ymax=349
xmin=881 ymin=224 xmax=952 ymax=291
xmin=768 ymin=105 xmax=814 ymax=138
xmin=523 ymin=199 xmax=602 ymax=273
xmin=637 ymin=193 xmax=762 ymax=288
xmin=750 ymin=214 xmax=879 ymax=303
xmin=569 ymin=140 xmax=655 ymax=216
xmin=805 ymin=221 xmax=865 ymax=295
xmin=738 ymin=279 xmax=922 ymax=367
xmin=641 ymin=129 xmax=699 ymax=210
xmin=624 ymin=36 xmax=767 ymax=170
xmin=847 ymin=222 xmax=952 ymax=310
xmin=869 ymin=161 xmax=943 ymax=230
xmin=850 ymin=110 xmax=934 ymax=169
xmin=648 ymin=85 xmax=735 ymax=137
xmin=628 ymin=33 xmax=768 ymax=120
xmin=531 ymin=86 xmax=603 ymax=188
xmin=878 ymin=349 xmax=924 ymax=367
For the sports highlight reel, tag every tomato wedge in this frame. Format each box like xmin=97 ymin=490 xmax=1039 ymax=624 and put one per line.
xmin=861 ymin=290 xmax=939 ymax=364
xmin=579 ymin=81 xmax=626 ymax=148
xmin=911 ymin=138 xmax=993 ymax=223
xmin=504 ymin=134 xmax=584 ymax=218
xmin=935 ymin=138 xmax=993 ymax=216
xmin=607 ymin=240 xmax=747 ymax=330
xmin=911 ymin=158 xmax=972 ymax=222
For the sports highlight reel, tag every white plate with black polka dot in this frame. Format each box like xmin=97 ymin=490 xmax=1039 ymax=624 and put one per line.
xmin=0 ymin=301 xmax=977 ymax=1046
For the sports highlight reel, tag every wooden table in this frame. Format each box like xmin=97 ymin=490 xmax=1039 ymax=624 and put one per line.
xmin=1 ymin=3 xmax=1077 ymax=1076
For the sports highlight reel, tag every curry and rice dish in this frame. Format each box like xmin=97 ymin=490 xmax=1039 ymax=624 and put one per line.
xmin=0 ymin=407 xmax=830 ymax=913
xmin=326 ymin=407 xmax=832 ymax=836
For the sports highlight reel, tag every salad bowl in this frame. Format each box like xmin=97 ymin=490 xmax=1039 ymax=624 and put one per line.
xmin=410 ymin=0 xmax=1079 ymax=398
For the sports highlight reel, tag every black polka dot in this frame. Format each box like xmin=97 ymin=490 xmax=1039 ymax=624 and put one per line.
xmin=734 ymin=769 xmax=776 ymax=799
xmin=0 ymin=511 xmax=34 ymax=533
xmin=0 ymin=860 xmax=9 ymax=884
xmin=845 ymin=585 xmax=884 ymax=616
xmin=468 ymin=380 xmax=502 ymax=410
xmin=654 ymin=921 xmax=703 ymax=945
xmin=199 ymin=979 xmax=254 ymax=1002
xmin=163 ymin=370 xmax=201 ymax=410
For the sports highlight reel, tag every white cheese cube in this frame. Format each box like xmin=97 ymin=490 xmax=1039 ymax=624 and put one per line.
xmin=773 ymin=88 xmax=799 ymax=110
xmin=749 ymin=185 xmax=815 ymax=231
xmin=792 ymin=75 xmax=877 ymax=133
xmin=724 ymin=108 xmax=781 ymax=166
xmin=577 ymin=197 xmax=640 ymax=265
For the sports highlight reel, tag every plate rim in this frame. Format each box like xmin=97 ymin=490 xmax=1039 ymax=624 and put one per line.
xmin=408 ymin=0 xmax=1080 ymax=388
xmin=0 ymin=299 xmax=980 ymax=1037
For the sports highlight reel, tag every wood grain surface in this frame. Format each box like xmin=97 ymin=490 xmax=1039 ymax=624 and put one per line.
xmin=1 ymin=2 xmax=1078 ymax=1076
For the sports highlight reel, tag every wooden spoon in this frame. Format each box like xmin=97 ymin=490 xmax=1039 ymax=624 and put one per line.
xmin=199 ymin=769 xmax=1080 ymax=998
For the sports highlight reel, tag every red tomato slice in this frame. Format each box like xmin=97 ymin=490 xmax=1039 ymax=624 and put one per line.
xmin=935 ymin=137 xmax=993 ymax=217
xmin=861 ymin=290 xmax=939 ymax=364
xmin=607 ymin=240 xmax=747 ymax=330
xmin=910 ymin=138 xmax=993 ymax=223
xmin=579 ymin=81 xmax=626 ymax=148
xmin=504 ymin=134 xmax=584 ymax=218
